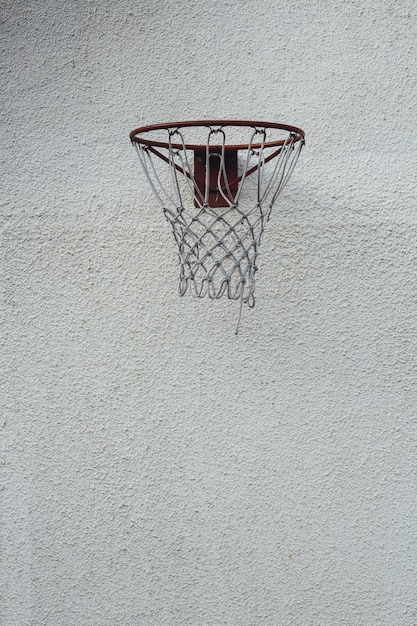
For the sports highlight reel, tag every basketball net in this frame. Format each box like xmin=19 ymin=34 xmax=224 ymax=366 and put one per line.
xmin=132 ymin=123 xmax=304 ymax=333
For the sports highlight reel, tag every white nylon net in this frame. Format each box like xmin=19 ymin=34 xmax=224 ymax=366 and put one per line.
xmin=131 ymin=122 xmax=304 ymax=332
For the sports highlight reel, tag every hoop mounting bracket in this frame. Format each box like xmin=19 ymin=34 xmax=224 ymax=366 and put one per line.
xmin=193 ymin=147 xmax=238 ymax=207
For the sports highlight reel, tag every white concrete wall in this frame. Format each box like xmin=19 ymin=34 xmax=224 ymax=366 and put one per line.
xmin=1 ymin=1 xmax=417 ymax=624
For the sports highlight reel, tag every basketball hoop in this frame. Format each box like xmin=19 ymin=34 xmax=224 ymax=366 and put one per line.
xmin=130 ymin=120 xmax=305 ymax=333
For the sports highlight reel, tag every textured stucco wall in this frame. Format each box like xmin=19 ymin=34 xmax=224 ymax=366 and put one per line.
xmin=1 ymin=1 xmax=417 ymax=624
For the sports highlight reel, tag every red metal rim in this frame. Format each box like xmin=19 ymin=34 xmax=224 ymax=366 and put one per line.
xmin=129 ymin=119 xmax=305 ymax=151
